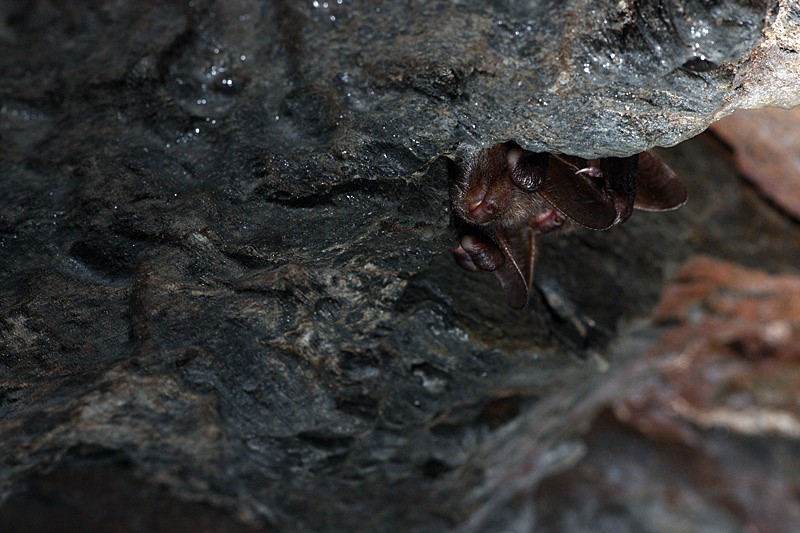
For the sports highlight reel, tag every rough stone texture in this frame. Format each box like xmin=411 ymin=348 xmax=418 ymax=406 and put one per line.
xmin=1 ymin=1 xmax=800 ymax=531
xmin=535 ymin=258 xmax=800 ymax=532
xmin=535 ymin=410 xmax=800 ymax=533
xmin=632 ymin=256 xmax=800 ymax=441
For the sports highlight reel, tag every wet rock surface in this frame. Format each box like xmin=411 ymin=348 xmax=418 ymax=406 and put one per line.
xmin=1 ymin=1 xmax=800 ymax=531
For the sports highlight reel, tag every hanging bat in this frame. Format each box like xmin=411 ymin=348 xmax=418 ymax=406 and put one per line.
xmin=449 ymin=142 xmax=687 ymax=309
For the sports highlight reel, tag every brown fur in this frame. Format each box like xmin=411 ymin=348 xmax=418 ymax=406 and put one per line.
xmin=450 ymin=143 xmax=555 ymax=232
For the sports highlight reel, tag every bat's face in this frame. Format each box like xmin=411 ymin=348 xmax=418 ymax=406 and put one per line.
xmin=450 ymin=143 xmax=549 ymax=230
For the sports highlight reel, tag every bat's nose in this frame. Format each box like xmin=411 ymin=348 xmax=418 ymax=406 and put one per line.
xmin=467 ymin=193 xmax=497 ymax=221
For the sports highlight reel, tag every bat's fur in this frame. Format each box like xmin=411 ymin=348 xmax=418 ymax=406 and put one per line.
xmin=448 ymin=141 xmax=687 ymax=308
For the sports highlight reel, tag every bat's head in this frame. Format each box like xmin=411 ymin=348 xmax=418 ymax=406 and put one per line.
xmin=449 ymin=143 xmax=542 ymax=229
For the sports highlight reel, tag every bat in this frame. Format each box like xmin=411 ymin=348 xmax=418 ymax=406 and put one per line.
xmin=449 ymin=142 xmax=687 ymax=308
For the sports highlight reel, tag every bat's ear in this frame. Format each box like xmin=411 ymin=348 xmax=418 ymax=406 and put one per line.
xmin=510 ymin=151 xmax=550 ymax=192
xmin=457 ymin=232 xmax=530 ymax=309
xmin=599 ymin=155 xmax=638 ymax=225
xmin=634 ymin=151 xmax=687 ymax=211
xmin=538 ymin=157 xmax=617 ymax=230
xmin=458 ymin=234 xmax=505 ymax=272
xmin=497 ymin=260 xmax=530 ymax=309
xmin=491 ymin=230 xmax=534 ymax=309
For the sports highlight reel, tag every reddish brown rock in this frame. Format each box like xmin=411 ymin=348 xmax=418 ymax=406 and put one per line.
xmin=616 ymin=256 xmax=800 ymax=444
xmin=711 ymin=107 xmax=800 ymax=221
xmin=534 ymin=256 xmax=800 ymax=532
